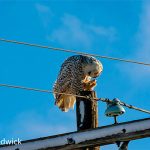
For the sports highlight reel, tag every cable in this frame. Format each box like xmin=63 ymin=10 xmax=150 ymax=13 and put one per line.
xmin=0 ymin=38 xmax=150 ymax=66
xmin=0 ymin=83 xmax=87 ymax=99
xmin=0 ymin=83 xmax=150 ymax=114
xmin=98 ymin=98 xmax=150 ymax=115
xmin=119 ymin=101 xmax=150 ymax=115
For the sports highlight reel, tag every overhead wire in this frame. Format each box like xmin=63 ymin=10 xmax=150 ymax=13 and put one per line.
xmin=0 ymin=38 xmax=150 ymax=66
xmin=0 ymin=83 xmax=150 ymax=115
xmin=98 ymin=98 xmax=150 ymax=115
xmin=0 ymin=83 xmax=88 ymax=99
xmin=0 ymin=38 xmax=150 ymax=114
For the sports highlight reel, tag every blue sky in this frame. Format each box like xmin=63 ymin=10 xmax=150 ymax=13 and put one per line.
xmin=0 ymin=0 xmax=150 ymax=149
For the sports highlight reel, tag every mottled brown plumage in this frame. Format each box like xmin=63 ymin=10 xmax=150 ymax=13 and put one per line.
xmin=53 ymin=55 xmax=103 ymax=112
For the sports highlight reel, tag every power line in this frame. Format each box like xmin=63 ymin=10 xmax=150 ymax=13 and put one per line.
xmin=0 ymin=38 xmax=150 ymax=66
xmin=98 ymin=98 xmax=150 ymax=115
xmin=0 ymin=83 xmax=150 ymax=115
xmin=0 ymin=83 xmax=87 ymax=99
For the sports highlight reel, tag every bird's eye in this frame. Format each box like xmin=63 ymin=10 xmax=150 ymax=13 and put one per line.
xmin=88 ymin=71 xmax=91 ymax=75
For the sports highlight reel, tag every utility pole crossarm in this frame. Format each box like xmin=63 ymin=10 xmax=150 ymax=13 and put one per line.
xmin=0 ymin=118 xmax=150 ymax=150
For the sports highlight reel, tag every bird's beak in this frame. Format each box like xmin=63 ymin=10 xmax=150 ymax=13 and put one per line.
xmin=93 ymin=75 xmax=99 ymax=78
xmin=93 ymin=71 xmax=101 ymax=78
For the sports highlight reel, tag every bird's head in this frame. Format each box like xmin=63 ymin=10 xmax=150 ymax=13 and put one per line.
xmin=82 ymin=56 xmax=103 ymax=78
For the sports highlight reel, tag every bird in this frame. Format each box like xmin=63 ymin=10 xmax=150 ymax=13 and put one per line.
xmin=53 ymin=55 xmax=103 ymax=112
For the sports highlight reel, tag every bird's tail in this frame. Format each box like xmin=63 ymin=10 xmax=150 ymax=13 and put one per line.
xmin=55 ymin=94 xmax=76 ymax=112
xmin=55 ymin=95 xmax=76 ymax=112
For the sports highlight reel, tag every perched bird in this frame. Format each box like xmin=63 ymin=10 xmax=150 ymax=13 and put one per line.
xmin=53 ymin=55 xmax=103 ymax=112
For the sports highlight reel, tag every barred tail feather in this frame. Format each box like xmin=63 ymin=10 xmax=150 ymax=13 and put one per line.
xmin=55 ymin=95 xmax=76 ymax=112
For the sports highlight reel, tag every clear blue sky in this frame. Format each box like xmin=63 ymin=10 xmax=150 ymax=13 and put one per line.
xmin=0 ymin=0 xmax=150 ymax=149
